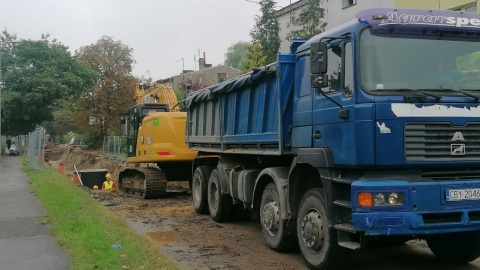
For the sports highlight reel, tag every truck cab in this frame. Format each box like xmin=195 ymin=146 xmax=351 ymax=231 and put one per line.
xmin=290 ymin=8 xmax=480 ymax=267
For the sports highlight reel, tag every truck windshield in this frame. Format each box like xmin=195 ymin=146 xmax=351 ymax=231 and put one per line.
xmin=359 ymin=29 xmax=480 ymax=95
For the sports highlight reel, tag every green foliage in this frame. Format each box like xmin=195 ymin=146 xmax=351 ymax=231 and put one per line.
xmin=76 ymin=36 xmax=138 ymax=145
xmin=0 ymin=32 xmax=97 ymax=136
xmin=286 ymin=0 xmax=327 ymax=42
xmin=175 ymin=90 xmax=185 ymax=101
xmin=457 ymin=52 xmax=480 ymax=71
xmin=224 ymin=41 xmax=251 ymax=70
xmin=250 ymin=0 xmax=280 ymax=63
xmin=24 ymin=162 xmax=178 ymax=270
xmin=52 ymin=99 xmax=79 ymax=138
xmin=243 ymin=42 xmax=268 ymax=72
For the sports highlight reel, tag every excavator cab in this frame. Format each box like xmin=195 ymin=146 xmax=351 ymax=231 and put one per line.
xmin=124 ymin=103 xmax=169 ymax=158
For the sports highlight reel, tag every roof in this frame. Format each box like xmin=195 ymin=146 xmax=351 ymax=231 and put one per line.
xmin=183 ymin=65 xmax=276 ymax=109
xmin=164 ymin=65 xmax=242 ymax=81
xmin=274 ymin=0 xmax=308 ymax=17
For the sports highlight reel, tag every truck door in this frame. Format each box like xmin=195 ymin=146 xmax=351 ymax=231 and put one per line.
xmin=312 ymin=40 xmax=355 ymax=157
xmin=292 ymin=54 xmax=314 ymax=148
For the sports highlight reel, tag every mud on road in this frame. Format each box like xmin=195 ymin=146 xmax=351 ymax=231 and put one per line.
xmin=54 ymin=149 xmax=480 ymax=270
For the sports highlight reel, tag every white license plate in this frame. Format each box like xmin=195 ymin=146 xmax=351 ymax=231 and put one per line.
xmin=446 ymin=188 xmax=480 ymax=201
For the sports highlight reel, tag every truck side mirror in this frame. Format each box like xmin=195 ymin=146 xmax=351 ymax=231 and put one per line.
xmin=310 ymin=42 xmax=328 ymax=74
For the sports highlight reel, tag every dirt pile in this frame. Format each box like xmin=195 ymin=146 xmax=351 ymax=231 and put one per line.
xmin=45 ymin=141 xmax=67 ymax=162
xmin=54 ymin=150 xmax=126 ymax=180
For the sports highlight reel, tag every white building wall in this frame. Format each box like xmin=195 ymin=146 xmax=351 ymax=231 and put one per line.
xmin=276 ymin=0 xmax=396 ymax=53
xmin=276 ymin=0 xmax=327 ymax=53
xmin=325 ymin=0 xmax=396 ymax=31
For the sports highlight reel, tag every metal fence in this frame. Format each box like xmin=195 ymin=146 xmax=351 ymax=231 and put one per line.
xmin=26 ymin=129 xmax=46 ymax=170
xmin=1 ymin=130 xmax=45 ymax=170
xmin=102 ymin=136 xmax=127 ymax=159
xmin=2 ymin=135 xmax=27 ymax=156
xmin=11 ymin=135 xmax=27 ymax=155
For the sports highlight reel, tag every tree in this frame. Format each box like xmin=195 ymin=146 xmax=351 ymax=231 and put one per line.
xmin=0 ymin=32 xmax=97 ymax=135
xmin=242 ymin=42 xmax=268 ymax=72
xmin=250 ymin=0 xmax=280 ymax=64
xmin=52 ymin=99 xmax=80 ymax=139
xmin=75 ymin=36 xmax=137 ymax=146
xmin=224 ymin=41 xmax=251 ymax=70
xmin=286 ymin=0 xmax=327 ymax=42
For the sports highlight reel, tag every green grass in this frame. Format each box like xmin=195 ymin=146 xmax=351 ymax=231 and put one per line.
xmin=23 ymin=161 xmax=179 ymax=270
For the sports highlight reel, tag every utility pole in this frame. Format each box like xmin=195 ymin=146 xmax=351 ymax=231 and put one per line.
xmin=175 ymin=57 xmax=186 ymax=94
xmin=175 ymin=57 xmax=184 ymax=73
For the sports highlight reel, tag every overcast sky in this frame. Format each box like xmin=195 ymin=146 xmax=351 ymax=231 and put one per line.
xmin=1 ymin=0 xmax=294 ymax=81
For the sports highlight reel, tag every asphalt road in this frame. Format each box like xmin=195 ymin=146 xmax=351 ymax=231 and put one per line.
xmin=0 ymin=156 xmax=70 ymax=270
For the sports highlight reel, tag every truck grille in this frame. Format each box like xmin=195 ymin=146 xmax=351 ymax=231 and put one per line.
xmin=405 ymin=122 xmax=480 ymax=162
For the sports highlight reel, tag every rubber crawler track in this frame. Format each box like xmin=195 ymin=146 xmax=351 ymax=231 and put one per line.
xmin=118 ymin=167 xmax=167 ymax=199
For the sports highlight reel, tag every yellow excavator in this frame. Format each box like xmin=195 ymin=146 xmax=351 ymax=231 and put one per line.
xmin=119 ymin=83 xmax=197 ymax=198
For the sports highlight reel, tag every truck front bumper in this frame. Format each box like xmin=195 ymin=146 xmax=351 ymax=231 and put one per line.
xmin=351 ymin=180 xmax=480 ymax=236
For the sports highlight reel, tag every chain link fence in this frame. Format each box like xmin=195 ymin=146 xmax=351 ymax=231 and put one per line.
xmin=2 ymin=135 xmax=27 ymax=156
xmin=102 ymin=136 xmax=127 ymax=159
xmin=1 ymin=130 xmax=45 ymax=170
xmin=26 ymin=129 xmax=46 ymax=170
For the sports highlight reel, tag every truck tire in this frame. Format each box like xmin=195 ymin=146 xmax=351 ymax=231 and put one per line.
xmin=297 ymin=189 xmax=350 ymax=270
xmin=208 ymin=169 xmax=233 ymax=222
xmin=192 ymin=166 xmax=211 ymax=214
xmin=427 ymin=231 xmax=480 ymax=264
xmin=260 ymin=182 xmax=296 ymax=251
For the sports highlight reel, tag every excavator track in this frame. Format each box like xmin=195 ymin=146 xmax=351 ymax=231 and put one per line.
xmin=118 ymin=167 xmax=167 ymax=199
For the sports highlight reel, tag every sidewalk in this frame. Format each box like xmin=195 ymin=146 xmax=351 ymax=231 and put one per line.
xmin=0 ymin=155 xmax=70 ymax=270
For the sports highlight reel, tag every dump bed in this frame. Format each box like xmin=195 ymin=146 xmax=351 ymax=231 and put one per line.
xmin=184 ymin=54 xmax=295 ymax=155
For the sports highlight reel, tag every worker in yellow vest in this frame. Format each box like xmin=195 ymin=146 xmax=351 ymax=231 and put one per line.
xmin=102 ymin=173 xmax=117 ymax=190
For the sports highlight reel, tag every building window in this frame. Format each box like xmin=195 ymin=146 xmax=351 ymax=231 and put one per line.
xmin=455 ymin=4 xmax=477 ymax=12
xmin=342 ymin=0 xmax=356 ymax=9
xmin=217 ymin=73 xmax=227 ymax=83
xmin=465 ymin=4 xmax=477 ymax=12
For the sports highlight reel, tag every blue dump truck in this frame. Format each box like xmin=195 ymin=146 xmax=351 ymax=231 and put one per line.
xmin=184 ymin=8 xmax=480 ymax=269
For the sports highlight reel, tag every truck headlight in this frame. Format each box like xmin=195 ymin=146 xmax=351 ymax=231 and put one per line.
xmin=388 ymin=193 xmax=399 ymax=205
xmin=374 ymin=193 xmax=385 ymax=205
xmin=358 ymin=192 xmax=405 ymax=207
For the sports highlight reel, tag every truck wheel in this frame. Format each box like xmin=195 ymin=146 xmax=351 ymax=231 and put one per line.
xmin=208 ymin=169 xmax=233 ymax=222
xmin=260 ymin=182 xmax=296 ymax=251
xmin=192 ymin=166 xmax=211 ymax=214
xmin=427 ymin=232 xmax=480 ymax=263
xmin=297 ymin=189 xmax=350 ymax=270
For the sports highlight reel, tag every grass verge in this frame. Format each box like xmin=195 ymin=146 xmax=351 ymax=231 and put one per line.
xmin=23 ymin=161 xmax=179 ymax=270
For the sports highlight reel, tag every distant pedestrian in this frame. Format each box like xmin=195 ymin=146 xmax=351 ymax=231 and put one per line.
xmin=102 ymin=173 xmax=117 ymax=190
xmin=6 ymin=138 xmax=12 ymax=151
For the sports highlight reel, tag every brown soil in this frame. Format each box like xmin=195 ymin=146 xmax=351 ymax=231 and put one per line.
xmin=49 ymin=150 xmax=480 ymax=270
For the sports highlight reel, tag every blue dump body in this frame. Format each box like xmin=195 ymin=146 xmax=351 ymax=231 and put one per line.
xmin=184 ymin=8 xmax=480 ymax=267
xmin=185 ymin=54 xmax=295 ymax=155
